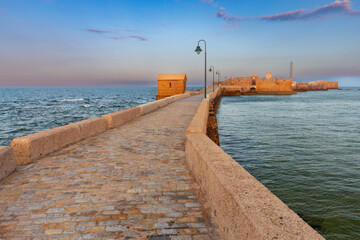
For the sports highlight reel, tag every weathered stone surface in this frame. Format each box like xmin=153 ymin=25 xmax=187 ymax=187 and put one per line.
xmin=9 ymin=117 xmax=109 ymax=166
xmin=102 ymin=106 xmax=141 ymax=129
xmin=156 ymin=74 xmax=187 ymax=100
xmin=185 ymin=132 xmax=325 ymax=240
xmin=0 ymin=147 xmax=16 ymax=181
xmin=0 ymin=94 xmax=219 ymax=239
xmin=156 ymin=98 xmax=170 ymax=108
xmin=139 ymin=102 xmax=159 ymax=115
xmin=186 ymin=100 xmax=209 ymax=134
xmin=11 ymin=124 xmax=82 ymax=165
xmin=75 ymin=117 xmax=108 ymax=140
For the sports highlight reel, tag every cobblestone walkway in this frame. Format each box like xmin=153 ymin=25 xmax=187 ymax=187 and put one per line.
xmin=0 ymin=95 xmax=220 ymax=240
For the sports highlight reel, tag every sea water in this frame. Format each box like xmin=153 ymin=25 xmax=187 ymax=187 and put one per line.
xmin=217 ymin=89 xmax=360 ymax=240
xmin=0 ymin=87 xmax=157 ymax=146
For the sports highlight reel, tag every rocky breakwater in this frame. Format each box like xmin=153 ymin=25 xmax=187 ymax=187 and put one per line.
xmin=294 ymin=80 xmax=338 ymax=92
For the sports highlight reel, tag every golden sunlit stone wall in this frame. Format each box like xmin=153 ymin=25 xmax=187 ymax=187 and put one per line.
xmin=221 ymin=73 xmax=294 ymax=93
xmin=156 ymin=74 xmax=187 ymax=100
xmin=293 ymin=80 xmax=338 ymax=91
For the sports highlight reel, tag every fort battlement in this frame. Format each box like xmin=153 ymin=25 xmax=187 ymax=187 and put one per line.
xmin=220 ymin=73 xmax=338 ymax=95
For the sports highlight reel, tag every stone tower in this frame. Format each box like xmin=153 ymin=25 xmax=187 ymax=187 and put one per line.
xmin=266 ymin=72 xmax=272 ymax=80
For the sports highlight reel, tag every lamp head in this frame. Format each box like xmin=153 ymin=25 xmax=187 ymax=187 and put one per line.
xmin=195 ymin=45 xmax=202 ymax=55
xmin=209 ymin=68 xmax=212 ymax=72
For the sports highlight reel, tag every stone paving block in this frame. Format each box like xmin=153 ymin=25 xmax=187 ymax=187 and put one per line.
xmin=105 ymin=225 xmax=127 ymax=232
xmin=171 ymin=235 xmax=192 ymax=240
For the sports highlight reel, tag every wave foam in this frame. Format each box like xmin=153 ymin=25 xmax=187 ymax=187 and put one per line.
xmin=56 ymin=98 xmax=85 ymax=102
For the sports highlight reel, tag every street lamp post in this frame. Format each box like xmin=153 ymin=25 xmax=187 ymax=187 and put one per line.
xmin=216 ymin=71 xmax=221 ymax=86
xmin=195 ymin=39 xmax=207 ymax=98
xmin=209 ymin=66 xmax=215 ymax=92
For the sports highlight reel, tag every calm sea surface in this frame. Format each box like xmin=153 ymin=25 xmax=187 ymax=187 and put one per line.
xmin=217 ymin=89 xmax=360 ymax=240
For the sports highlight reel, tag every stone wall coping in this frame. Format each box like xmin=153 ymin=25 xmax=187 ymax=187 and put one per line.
xmin=186 ymin=99 xmax=209 ymax=134
xmin=0 ymin=146 xmax=16 ymax=182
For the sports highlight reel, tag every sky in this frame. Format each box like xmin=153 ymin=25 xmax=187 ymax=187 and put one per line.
xmin=0 ymin=0 xmax=360 ymax=87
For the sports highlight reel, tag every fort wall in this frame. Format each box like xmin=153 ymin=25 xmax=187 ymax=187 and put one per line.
xmin=256 ymin=78 xmax=293 ymax=92
xmin=324 ymin=81 xmax=338 ymax=89
xmin=220 ymin=74 xmax=295 ymax=94
xmin=222 ymin=74 xmax=338 ymax=93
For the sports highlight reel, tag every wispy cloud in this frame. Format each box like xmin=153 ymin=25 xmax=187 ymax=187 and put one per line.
xmin=85 ymin=28 xmax=112 ymax=34
xmin=110 ymin=35 xmax=148 ymax=41
xmin=261 ymin=0 xmax=360 ymax=21
xmin=0 ymin=8 xmax=7 ymax=11
xmin=86 ymin=28 xmax=147 ymax=41
xmin=216 ymin=0 xmax=360 ymax=24
xmin=127 ymin=35 xmax=147 ymax=41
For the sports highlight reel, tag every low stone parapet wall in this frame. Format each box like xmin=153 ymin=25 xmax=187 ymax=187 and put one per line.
xmin=9 ymin=92 xmax=193 ymax=166
xmin=11 ymin=122 xmax=83 ymax=165
xmin=102 ymin=107 xmax=142 ymax=129
xmin=185 ymin=86 xmax=324 ymax=240
xmin=186 ymin=99 xmax=209 ymax=134
xmin=0 ymin=147 xmax=16 ymax=182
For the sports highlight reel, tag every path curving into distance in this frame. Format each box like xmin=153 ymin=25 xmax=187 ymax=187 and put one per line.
xmin=0 ymin=95 xmax=221 ymax=240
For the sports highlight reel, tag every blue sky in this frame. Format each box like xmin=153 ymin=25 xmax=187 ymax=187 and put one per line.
xmin=0 ymin=0 xmax=359 ymax=87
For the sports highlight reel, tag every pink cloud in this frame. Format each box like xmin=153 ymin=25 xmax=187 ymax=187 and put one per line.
xmin=110 ymin=35 xmax=148 ymax=41
xmin=216 ymin=11 xmax=248 ymax=22
xmin=85 ymin=28 xmax=112 ymax=33
xmin=261 ymin=9 xmax=304 ymax=21
xmin=261 ymin=0 xmax=360 ymax=21
xmin=217 ymin=0 xmax=360 ymax=23
xmin=127 ymin=35 xmax=147 ymax=41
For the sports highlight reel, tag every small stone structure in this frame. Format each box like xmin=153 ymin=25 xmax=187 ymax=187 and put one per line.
xmin=156 ymin=74 xmax=187 ymax=100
